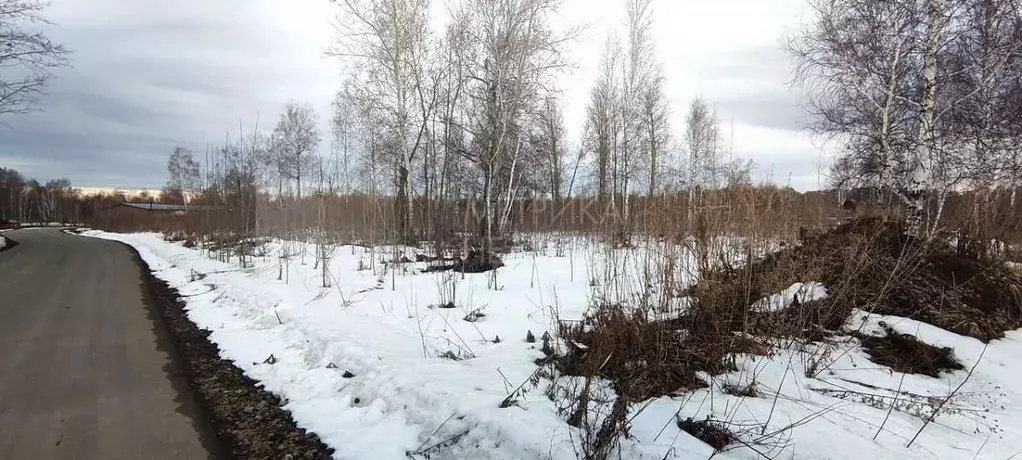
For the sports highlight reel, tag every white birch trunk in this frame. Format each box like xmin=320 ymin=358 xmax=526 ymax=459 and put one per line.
xmin=908 ymin=0 xmax=945 ymax=237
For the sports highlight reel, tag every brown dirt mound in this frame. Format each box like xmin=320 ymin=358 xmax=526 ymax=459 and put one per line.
xmin=857 ymin=328 xmax=963 ymax=378
xmin=555 ymin=304 xmax=767 ymax=401
xmin=548 ymin=215 xmax=1019 ymax=404
xmin=694 ymin=215 xmax=1022 ymax=342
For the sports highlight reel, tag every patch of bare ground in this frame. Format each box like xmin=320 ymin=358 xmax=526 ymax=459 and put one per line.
xmin=856 ymin=326 xmax=964 ymax=378
xmin=554 ymin=303 xmax=769 ymax=402
xmin=700 ymin=215 xmax=1022 ymax=342
xmin=676 ymin=416 xmax=736 ymax=452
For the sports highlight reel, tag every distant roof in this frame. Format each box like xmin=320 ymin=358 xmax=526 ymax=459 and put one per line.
xmin=120 ymin=202 xmax=214 ymax=211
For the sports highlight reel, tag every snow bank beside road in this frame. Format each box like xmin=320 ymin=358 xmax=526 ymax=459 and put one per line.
xmin=83 ymin=230 xmax=1022 ymax=460
xmin=85 ymin=231 xmax=593 ymax=459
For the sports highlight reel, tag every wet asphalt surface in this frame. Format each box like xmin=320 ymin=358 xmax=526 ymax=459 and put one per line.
xmin=0 ymin=229 xmax=222 ymax=459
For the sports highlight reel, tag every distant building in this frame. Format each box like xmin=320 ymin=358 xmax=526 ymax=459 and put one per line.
xmin=93 ymin=202 xmax=222 ymax=233
xmin=118 ymin=202 xmax=212 ymax=213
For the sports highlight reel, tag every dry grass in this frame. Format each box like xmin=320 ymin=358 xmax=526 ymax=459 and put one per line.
xmin=555 ymin=305 xmax=751 ymax=402
xmin=118 ymin=184 xmax=1022 ymax=459
xmin=552 ymin=212 xmax=1022 ymax=422
xmin=694 ymin=215 xmax=1022 ymax=342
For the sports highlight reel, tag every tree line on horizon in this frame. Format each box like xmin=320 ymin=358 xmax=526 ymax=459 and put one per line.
xmin=2 ymin=0 xmax=1021 ymax=246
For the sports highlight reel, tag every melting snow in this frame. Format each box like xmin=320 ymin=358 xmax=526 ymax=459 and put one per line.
xmin=84 ymin=231 xmax=1022 ymax=460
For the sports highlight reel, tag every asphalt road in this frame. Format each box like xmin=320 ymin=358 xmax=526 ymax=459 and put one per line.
xmin=0 ymin=229 xmax=223 ymax=459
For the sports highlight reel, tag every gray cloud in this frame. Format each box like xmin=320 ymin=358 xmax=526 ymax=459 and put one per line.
xmin=713 ymin=91 xmax=809 ymax=132
xmin=698 ymin=46 xmax=809 ymax=133
xmin=0 ymin=1 xmax=824 ymax=191
xmin=0 ymin=0 xmax=337 ymax=189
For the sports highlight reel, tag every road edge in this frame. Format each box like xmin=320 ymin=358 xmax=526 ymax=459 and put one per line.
xmin=122 ymin=242 xmax=336 ymax=460
xmin=0 ymin=234 xmax=18 ymax=252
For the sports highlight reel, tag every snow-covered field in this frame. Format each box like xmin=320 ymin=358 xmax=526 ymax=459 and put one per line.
xmin=85 ymin=230 xmax=1022 ymax=459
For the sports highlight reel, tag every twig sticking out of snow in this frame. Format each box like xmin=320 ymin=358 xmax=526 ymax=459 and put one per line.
xmin=408 ymin=412 xmax=459 ymax=457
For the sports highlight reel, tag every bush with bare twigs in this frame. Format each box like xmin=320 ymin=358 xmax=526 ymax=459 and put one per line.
xmin=554 ymin=302 xmax=766 ymax=403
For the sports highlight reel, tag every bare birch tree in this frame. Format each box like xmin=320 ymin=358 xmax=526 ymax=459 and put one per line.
xmin=684 ymin=97 xmax=721 ymax=190
xmin=618 ymin=0 xmax=656 ymax=221
xmin=640 ymin=65 xmax=671 ymax=196
xmin=585 ymin=36 xmax=622 ymax=209
xmin=430 ymin=20 xmax=472 ymax=242
xmin=788 ymin=0 xmax=922 ymax=197
xmin=535 ymin=95 xmax=566 ymax=200
xmin=167 ymin=147 xmax=201 ymax=203
xmin=684 ymin=97 xmax=720 ymax=230
xmin=453 ymin=0 xmax=573 ymax=253
xmin=904 ymin=0 xmax=950 ymax=233
xmin=0 ymin=0 xmax=69 ymax=117
xmin=332 ymin=81 xmax=358 ymax=197
xmin=330 ymin=0 xmax=434 ymax=242
xmin=944 ymin=0 xmax=1022 ymax=189
xmin=272 ymin=101 xmax=322 ymax=204
xmin=790 ymin=0 xmax=1022 ymax=235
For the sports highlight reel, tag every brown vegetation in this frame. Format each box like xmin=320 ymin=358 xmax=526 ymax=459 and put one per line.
xmin=694 ymin=214 xmax=1022 ymax=342
xmin=552 ymin=210 xmax=1022 ymax=413
xmin=856 ymin=327 xmax=963 ymax=378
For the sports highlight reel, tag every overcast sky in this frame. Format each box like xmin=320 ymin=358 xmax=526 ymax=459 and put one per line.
xmin=0 ymin=0 xmax=832 ymax=192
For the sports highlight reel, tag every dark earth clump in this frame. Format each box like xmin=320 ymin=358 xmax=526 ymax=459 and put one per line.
xmin=414 ymin=253 xmax=459 ymax=263
xmin=552 ymin=305 xmax=767 ymax=402
xmin=139 ymin=253 xmax=334 ymax=460
xmin=693 ymin=215 xmax=1022 ymax=342
xmin=457 ymin=250 xmax=505 ymax=273
xmin=0 ymin=234 xmax=18 ymax=252
xmin=552 ymin=215 xmax=1018 ymax=405
xmin=722 ymin=382 xmax=759 ymax=397
xmin=676 ymin=416 xmax=735 ymax=451
xmin=422 ymin=250 xmax=504 ymax=273
xmin=856 ymin=327 xmax=964 ymax=378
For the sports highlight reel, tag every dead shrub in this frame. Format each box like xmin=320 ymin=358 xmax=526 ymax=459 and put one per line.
xmin=559 ymin=377 xmax=629 ymax=460
xmin=555 ymin=303 xmax=765 ymax=402
xmin=856 ymin=327 xmax=963 ymax=378
xmin=819 ymin=217 xmax=1022 ymax=341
